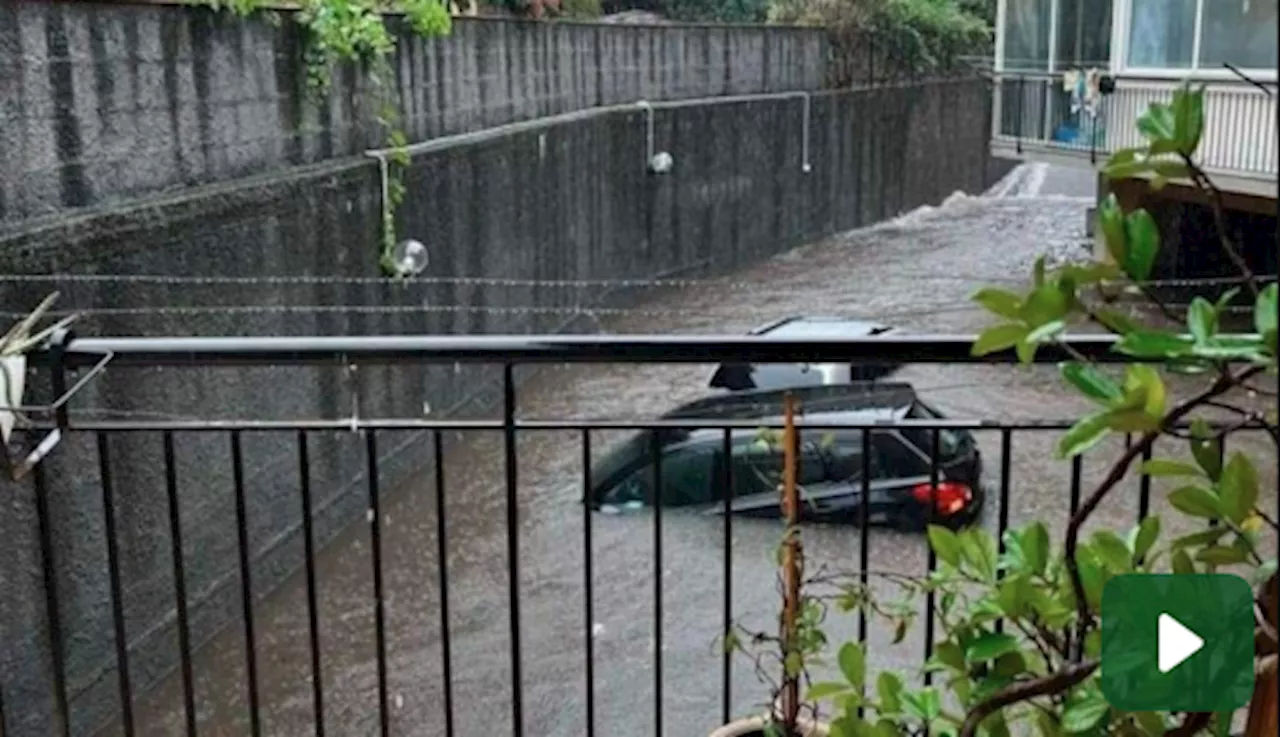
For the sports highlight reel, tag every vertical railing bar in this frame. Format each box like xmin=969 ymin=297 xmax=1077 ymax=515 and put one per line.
xmin=923 ymin=429 xmax=939 ymax=690
xmin=994 ymin=429 xmax=1013 ymax=635
xmin=650 ymin=430 xmax=664 ymax=737
xmin=1068 ymin=455 xmax=1083 ymax=516
xmin=1016 ymin=75 xmax=1025 ymax=154
xmin=162 ymin=431 xmax=198 ymax=737
xmin=363 ymin=430 xmax=390 ymax=737
xmin=296 ymin=431 xmax=326 ymax=737
xmin=32 ymin=463 xmax=70 ymax=737
xmin=858 ymin=430 xmax=871 ymax=643
xmin=502 ymin=364 xmax=525 ymax=737
xmin=97 ymin=433 xmax=135 ymax=737
xmin=230 ymin=431 xmax=263 ymax=737
xmin=435 ymin=431 xmax=456 ymax=737
xmin=720 ymin=427 xmax=733 ymax=726
xmin=1137 ymin=444 xmax=1153 ymax=522
xmin=857 ymin=428 xmax=871 ymax=720
xmin=580 ymin=430 xmax=595 ymax=737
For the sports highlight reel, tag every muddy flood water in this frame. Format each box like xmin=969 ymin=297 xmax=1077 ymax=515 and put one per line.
xmin=104 ymin=187 xmax=1278 ymax=737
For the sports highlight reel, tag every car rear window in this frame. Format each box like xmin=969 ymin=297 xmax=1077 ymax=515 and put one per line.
xmin=901 ymin=401 xmax=967 ymax=459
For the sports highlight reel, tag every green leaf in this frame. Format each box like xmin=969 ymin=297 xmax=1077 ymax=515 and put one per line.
xmin=1168 ymin=486 xmax=1222 ymax=519
xmin=928 ymin=525 xmax=964 ymax=568
xmin=1094 ymin=308 xmax=1140 ymax=336
xmin=1172 ymin=547 xmax=1196 ymax=574
xmin=1097 ymin=195 xmax=1126 ymax=265
xmin=1062 ymin=692 xmax=1110 ymax=733
xmin=960 ymin=528 xmax=999 ymax=582
xmin=1187 ymin=297 xmax=1217 ymax=344
xmin=1020 ymin=284 xmax=1072 ymax=327
xmin=1057 ymin=411 xmax=1111 ymax=459
xmin=877 ymin=672 xmax=903 ymax=714
xmin=1015 ymin=336 xmax=1038 ymax=365
xmin=1026 ymin=319 xmax=1066 ymax=345
xmin=1121 ymin=209 xmax=1159 ymax=281
xmin=1114 ymin=331 xmax=1193 ymax=359
xmin=1172 ymin=526 xmax=1231 ymax=549
xmin=1091 ymin=530 xmax=1134 ymax=572
xmin=1129 ymin=516 xmax=1161 ymax=564
xmin=1033 ymin=256 xmax=1047 ymax=287
xmin=1140 ymin=459 xmax=1204 ymax=478
xmin=1060 ymin=362 xmax=1122 ymax=404
xmin=1255 ymin=283 xmax=1278 ymax=336
xmin=808 ymin=681 xmax=855 ymax=701
xmin=1076 ymin=552 xmax=1108 ymax=609
xmin=1189 ymin=420 xmax=1223 ymax=481
xmin=1123 ymin=364 xmax=1166 ymax=418
xmin=972 ymin=324 xmax=1029 ymax=357
xmin=1172 ymin=84 xmax=1205 ymax=155
xmin=973 ymin=288 xmax=1024 ymax=320
xmin=1136 ymin=102 xmax=1177 ymax=143
xmin=966 ymin=632 xmax=1019 ymax=662
xmin=1196 ymin=546 xmax=1249 ymax=565
xmin=839 ymin=642 xmax=866 ymax=688
xmin=1219 ymin=453 xmax=1258 ymax=524
xmin=1021 ymin=522 xmax=1050 ymax=576
xmin=1036 ymin=710 xmax=1064 ymax=737
xmin=1135 ymin=712 xmax=1167 ymax=737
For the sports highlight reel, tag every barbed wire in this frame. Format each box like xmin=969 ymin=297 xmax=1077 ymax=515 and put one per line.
xmin=0 ymin=300 xmax=986 ymax=322
xmin=0 ymin=271 xmax=1271 ymax=290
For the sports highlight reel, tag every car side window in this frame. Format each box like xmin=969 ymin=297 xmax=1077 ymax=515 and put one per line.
xmin=731 ymin=443 xmax=780 ymax=498
xmin=817 ymin=435 xmax=874 ymax=482
xmin=872 ymin=432 xmax=930 ymax=478
xmin=604 ymin=444 xmax=721 ymax=507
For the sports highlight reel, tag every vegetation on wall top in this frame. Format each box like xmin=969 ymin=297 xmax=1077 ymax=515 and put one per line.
xmin=768 ymin=0 xmax=991 ymax=76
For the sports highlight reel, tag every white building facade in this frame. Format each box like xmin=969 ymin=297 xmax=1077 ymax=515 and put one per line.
xmin=992 ymin=0 xmax=1277 ymax=198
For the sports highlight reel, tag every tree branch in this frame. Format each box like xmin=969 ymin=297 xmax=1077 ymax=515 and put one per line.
xmin=958 ymin=661 xmax=1099 ymax=737
xmin=1180 ymin=155 xmax=1260 ymax=298
xmin=1064 ymin=366 xmax=1265 ymax=641
xmin=1164 ymin=711 xmax=1211 ymax=737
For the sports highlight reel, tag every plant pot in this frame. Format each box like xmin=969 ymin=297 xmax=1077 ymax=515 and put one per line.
xmin=709 ymin=715 xmax=829 ymax=737
xmin=0 ymin=354 xmax=25 ymax=444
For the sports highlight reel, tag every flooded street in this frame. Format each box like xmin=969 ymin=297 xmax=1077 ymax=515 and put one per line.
xmin=108 ymin=171 xmax=1277 ymax=737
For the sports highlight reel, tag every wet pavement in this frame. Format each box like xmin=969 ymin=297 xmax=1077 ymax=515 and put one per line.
xmin=105 ymin=168 xmax=1276 ymax=737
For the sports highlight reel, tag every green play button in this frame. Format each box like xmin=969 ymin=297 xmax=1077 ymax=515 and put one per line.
xmin=1101 ymin=574 xmax=1254 ymax=712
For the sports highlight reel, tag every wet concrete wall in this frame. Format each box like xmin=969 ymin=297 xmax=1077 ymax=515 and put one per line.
xmin=0 ymin=1 xmax=826 ymax=227
xmin=0 ymin=78 xmax=995 ymax=736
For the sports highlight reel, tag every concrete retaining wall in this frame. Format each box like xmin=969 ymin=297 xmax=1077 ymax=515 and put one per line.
xmin=0 ymin=1 xmax=827 ymax=227
xmin=1 ymin=77 xmax=997 ymax=736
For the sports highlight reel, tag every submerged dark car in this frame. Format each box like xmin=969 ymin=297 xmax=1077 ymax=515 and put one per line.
xmin=708 ymin=316 xmax=903 ymax=392
xmin=587 ymin=384 xmax=983 ymax=531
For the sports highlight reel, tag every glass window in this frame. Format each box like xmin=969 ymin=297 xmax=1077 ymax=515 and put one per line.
xmin=1128 ymin=0 xmax=1197 ymax=68
xmin=732 ymin=443 xmax=780 ymax=498
xmin=602 ymin=444 xmax=721 ymax=507
xmin=1055 ymin=0 xmax=1114 ymax=68
xmin=1200 ymin=0 xmax=1278 ymax=70
xmin=872 ymin=432 xmax=931 ymax=479
xmin=1005 ymin=0 xmax=1054 ymax=71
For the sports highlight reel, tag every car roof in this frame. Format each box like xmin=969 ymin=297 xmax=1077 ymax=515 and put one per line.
xmin=749 ymin=316 xmax=896 ymax=338
xmin=666 ymin=383 xmax=918 ymax=421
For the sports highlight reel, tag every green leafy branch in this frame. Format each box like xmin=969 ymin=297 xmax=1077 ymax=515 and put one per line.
xmin=806 ymin=81 xmax=1277 ymax=737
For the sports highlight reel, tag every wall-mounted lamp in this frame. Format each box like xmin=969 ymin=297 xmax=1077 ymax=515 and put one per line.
xmin=390 ymin=239 xmax=429 ymax=277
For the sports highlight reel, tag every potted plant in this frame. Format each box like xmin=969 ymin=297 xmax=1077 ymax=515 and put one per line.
xmin=1 ymin=292 xmax=75 ymax=449
xmin=807 ymin=82 xmax=1277 ymax=737
xmin=717 ymin=393 xmax=832 ymax=737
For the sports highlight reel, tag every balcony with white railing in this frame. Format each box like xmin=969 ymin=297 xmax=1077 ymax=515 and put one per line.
xmin=991 ymin=0 xmax=1278 ymax=199
xmin=990 ymin=71 xmax=1278 ymax=198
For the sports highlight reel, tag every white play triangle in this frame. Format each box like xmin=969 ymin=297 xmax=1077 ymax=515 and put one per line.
xmin=1158 ymin=613 xmax=1204 ymax=674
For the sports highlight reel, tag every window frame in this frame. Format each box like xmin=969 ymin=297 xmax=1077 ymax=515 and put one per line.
xmin=1116 ymin=0 xmax=1279 ymax=79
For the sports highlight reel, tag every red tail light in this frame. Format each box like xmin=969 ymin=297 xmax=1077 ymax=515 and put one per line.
xmin=911 ymin=482 xmax=972 ymax=516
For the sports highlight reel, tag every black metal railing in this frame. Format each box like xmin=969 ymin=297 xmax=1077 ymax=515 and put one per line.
xmin=992 ymin=70 xmax=1278 ymax=175
xmin=5 ymin=333 xmax=1269 ymax=737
